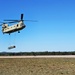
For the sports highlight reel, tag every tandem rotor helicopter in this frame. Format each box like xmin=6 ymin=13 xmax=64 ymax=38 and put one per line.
xmin=0 ymin=14 xmax=36 ymax=35
xmin=0 ymin=14 xmax=37 ymax=49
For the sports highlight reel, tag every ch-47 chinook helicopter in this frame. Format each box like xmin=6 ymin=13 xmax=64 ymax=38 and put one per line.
xmin=0 ymin=14 xmax=37 ymax=49
xmin=0 ymin=14 xmax=36 ymax=35
xmin=0 ymin=14 xmax=26 ymax=35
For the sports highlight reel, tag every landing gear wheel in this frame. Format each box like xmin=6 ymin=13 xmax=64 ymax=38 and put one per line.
xmin=18 ymin=31 xmax=20 ymax=33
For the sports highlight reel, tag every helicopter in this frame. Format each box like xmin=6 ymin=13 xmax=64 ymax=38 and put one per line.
xmin=0 ymin=14 xmax=26 ymax=35
xmin=0 ymin=14 xmax=36 ymax=35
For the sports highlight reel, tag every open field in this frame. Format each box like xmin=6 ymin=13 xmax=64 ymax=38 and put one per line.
xmin=0 ymin=56 xmax=75 ymax=75
xmin=1 ymin=55 xmax=75 ymax=58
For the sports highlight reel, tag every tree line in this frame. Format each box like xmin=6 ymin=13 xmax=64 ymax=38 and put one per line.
xmin=0 ymin=51 xmax=75 ymax=56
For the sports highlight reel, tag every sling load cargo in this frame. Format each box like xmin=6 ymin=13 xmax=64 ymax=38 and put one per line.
xmin=8 ymin=46 xmax=16 ymax=49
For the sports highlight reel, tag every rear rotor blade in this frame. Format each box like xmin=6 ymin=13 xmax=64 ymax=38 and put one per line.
xmin=24 ymin=20 xmax=38 ymax=22
xmin=21 ymin=14 xmax=23 ymax=20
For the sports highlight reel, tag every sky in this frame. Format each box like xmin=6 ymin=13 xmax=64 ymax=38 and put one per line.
xmin=0 ymin=0 xmax=75 ymax=52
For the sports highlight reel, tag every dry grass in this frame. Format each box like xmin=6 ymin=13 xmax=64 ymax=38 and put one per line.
xmin=0 ymin=58 xmax=75 ymax=75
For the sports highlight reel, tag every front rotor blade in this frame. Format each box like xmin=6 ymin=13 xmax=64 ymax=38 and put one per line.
xmin=4 ymin=20 xmax=20 ymax=21
xmin=8 ymin=22 xmax=18 ymax=23
xmin=0 ymin=22 xmax=8 ymax=26
xmin=0 ymin=24 xmax=2 ymax=26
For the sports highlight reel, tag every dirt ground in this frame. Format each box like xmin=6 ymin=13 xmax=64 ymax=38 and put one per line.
xmin=0 ymin=58 xmax=75 ymax=75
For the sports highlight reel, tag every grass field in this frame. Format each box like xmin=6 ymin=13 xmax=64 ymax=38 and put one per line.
xmin=0 ymin=58 xmax=75 ymax=75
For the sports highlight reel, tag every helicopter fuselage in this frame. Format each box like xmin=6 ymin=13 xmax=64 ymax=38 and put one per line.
xmin=2 ymin=21 xmax=26 ymax=34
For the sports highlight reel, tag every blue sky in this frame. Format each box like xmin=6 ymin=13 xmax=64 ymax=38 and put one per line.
xmin=0 ymin=0 xmax=75 ymax=52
